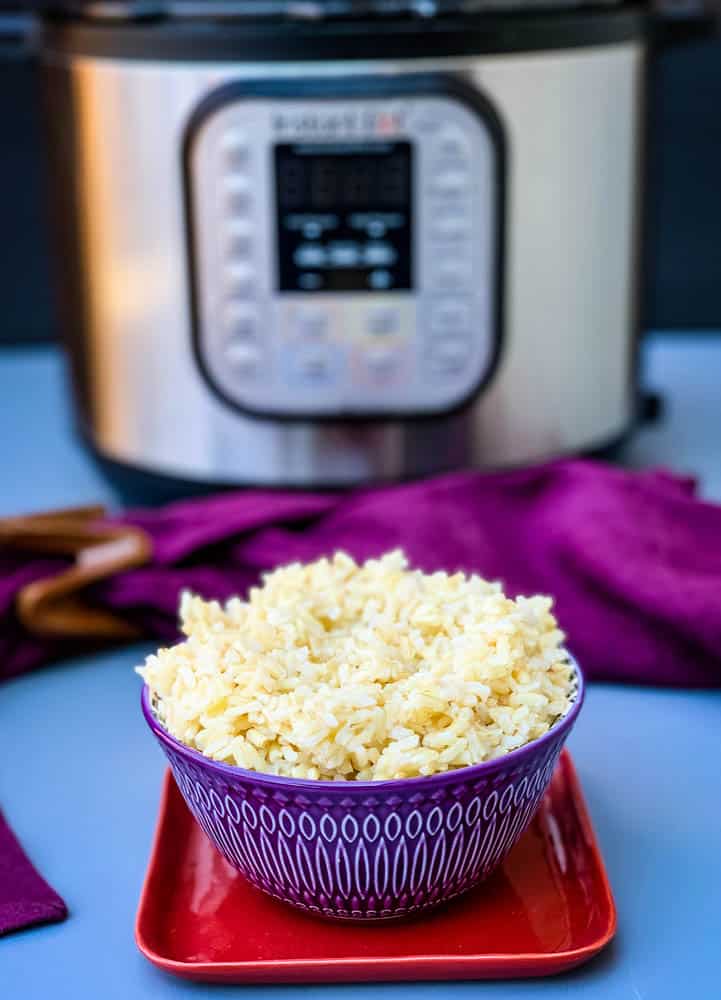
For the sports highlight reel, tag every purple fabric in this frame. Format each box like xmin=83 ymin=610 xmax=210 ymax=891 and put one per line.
xmin=2 ymin=460 xmax=721 ymax=687
xmin=0 ymin=809 xmax=68 ymax=936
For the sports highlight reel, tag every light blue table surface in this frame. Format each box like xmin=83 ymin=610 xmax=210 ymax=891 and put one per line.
xmin=1 ymin=336 xmax=720 ymax=999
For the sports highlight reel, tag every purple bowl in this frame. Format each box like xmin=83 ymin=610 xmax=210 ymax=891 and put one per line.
xmin=141 ymin=659 xmax=583 ymax=921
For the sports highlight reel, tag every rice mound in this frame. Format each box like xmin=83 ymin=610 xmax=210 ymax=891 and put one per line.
xmin=137 ymin=550 xmax=574 ymax=781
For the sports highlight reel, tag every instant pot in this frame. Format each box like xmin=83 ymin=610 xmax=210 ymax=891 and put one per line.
xmin=34 ymin=0 xmax=715 ymax=489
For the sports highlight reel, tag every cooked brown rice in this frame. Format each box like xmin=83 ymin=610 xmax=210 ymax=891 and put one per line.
xmin=137 ymin=550 xmax=574 ymax=781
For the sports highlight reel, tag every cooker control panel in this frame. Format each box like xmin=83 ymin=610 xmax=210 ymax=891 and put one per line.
xmin=185 ymin=78 xmax=503 ymax=419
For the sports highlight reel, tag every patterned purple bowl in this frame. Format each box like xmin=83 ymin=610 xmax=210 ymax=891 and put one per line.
xmin=141 ymin=659 xmax=583 ymax=921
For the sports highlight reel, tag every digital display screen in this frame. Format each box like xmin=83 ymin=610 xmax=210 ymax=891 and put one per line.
xmin=275 ymin=141 xmax=412 ymax=293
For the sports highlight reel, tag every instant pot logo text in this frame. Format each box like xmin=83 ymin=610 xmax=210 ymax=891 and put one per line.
xmin=272 ymin=109 xmax=405 ymax=137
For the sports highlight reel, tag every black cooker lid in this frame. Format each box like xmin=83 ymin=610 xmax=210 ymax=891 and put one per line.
xmin=10 ymin=0 xmax=713 ymax=72
xmin=18 ymin=0 xmax=632 ymax=19
xmin=36 ymin=4 xmax=649 ymax=61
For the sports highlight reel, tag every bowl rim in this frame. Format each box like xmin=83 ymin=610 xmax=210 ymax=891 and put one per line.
xmin=141 ymin=654 xmax=584 ymax=793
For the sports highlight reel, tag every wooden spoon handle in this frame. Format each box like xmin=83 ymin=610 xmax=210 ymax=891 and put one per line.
xmin=0 ymin=506 xmax=153 ymax=639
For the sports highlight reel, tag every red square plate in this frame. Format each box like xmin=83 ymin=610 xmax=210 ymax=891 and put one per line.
xmin=135 ymin=751 xmax=616 ymax=983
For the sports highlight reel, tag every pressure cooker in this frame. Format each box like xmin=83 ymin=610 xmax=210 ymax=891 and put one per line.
xmin=33 ymin=0 xmax=717 ymax=490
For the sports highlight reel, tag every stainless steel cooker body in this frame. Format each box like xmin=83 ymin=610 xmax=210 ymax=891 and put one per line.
xmin=42 ymin=9 xmax=646 ymax=486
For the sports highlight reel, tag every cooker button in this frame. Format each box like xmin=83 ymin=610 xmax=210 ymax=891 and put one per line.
xmin=365 ymin=219 xmax=387 ymax=239
xmin=435 ymin=126 xmax=471 ymax=162
xmin=225 ymin=339 xmax=263 ymax=378
xmin=367 ymin=306 xmax=400 ymax=337
xmin=223 ymin=302 xmax=258 ymax=338
xmin=431 ymin=251 xmax=473 ymax=291
xmin=226 ymin=219 xmax=253 ymax=257
xmin=292 ymin=345 xmax=337 ymax=385
xmin=299 ymin=272 xmax=323 ymax=291
xmin=225 ymin=262 xmax=256 ymax=297
xmin=426 ymin=335 xmax=471 ymax=376
xmin=363 ymin=242 xmax=396 ymax=267
xmin=431 ymin=169 xmax=469 ymax=198
xmin=368 ymin=269 xmax=393 ymax=290
xmin=430 ymin=299 xmax=472 ymax=333
xmin=221 ymin=128 xmax=250 ymax=169
xmin=431 ymin=209 xmax=471 ymax=242
xmin=365 ymin=346 xmax=401 ymax=380
xmin=329 ymin=242 xmax=360 ymax=267
xmin=225 ymin=176 xmax=251 ymax=213
xmin=302 ymin=220 xmax=324 ymax=239
xmin=295 ymin=308 xmax=328 ymax=340
xmin=294 ymin=244 xmax=327 ymax=269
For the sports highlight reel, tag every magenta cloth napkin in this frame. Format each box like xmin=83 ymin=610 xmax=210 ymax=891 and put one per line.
xmin=0 ymin=809 xmax=67 ymax=936
xmin=3 ymin=460 xmax=721 ymax=687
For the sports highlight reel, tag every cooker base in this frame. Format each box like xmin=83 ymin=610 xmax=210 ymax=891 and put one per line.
xmin=83 ymin=422 xmax=642 ymax=506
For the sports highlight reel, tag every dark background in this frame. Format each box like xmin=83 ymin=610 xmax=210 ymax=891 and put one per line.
xmin=1 ymin=22 xmax=720 ymax=343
